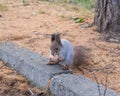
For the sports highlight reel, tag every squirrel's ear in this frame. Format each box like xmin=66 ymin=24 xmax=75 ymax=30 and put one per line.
xmin=56 ymin=33 xmax=62 ymax=46
xmin=51 ymin=34 xmax=56 ymax=42
xmin=51 ymin=33 xmax=62 ymax=46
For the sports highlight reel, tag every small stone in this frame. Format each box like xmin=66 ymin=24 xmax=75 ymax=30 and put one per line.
xmin=32 ymin=11 xmax=36 ymax=15
xmin=80 ymin=24 xmax=91 ymax=28
xmin=0 ymin=15 xmax=2 ymax=17
xmin=109 ymin=38 xmax=119 ymax=43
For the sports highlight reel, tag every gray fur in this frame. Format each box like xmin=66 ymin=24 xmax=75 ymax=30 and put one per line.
xmin=59 ymin=39 xmax=74 ymax=65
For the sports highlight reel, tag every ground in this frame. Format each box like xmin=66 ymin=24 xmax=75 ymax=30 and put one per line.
xmin=0 ymin=0 xmax=120 ymax=94
xmin=0 ymin=61 xmax=41 ymax=96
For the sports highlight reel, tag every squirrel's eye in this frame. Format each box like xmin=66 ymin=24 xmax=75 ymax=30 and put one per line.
xmin=56 ymin=48 xmax=58 ymax=51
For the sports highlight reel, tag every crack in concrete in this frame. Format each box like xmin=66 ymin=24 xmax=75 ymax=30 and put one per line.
xmin=41 ymin=69 xmax=73 ymax=96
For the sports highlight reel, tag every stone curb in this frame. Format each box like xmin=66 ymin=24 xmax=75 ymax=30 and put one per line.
xmin=0 ymin=42 xmax=120 ymax=96
xmin=0 ymin=42 xmax=72 ymax=88
xmin=50 ymin=74 xmax=120 ymax=96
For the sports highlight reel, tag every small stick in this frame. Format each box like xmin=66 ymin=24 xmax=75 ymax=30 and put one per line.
xmin=93 ymin=73 xmax=101 ymax=96
xmin=0 ymin=65 xmax=4 ymax=69
xmin=104 ymin=72 xmax=109 ymax=96
xmin=28 ymin=88 xmax=35 ymax=96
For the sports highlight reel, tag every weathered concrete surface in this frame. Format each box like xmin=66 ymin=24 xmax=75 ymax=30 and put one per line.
xmin=50 ymin=74 xmax=120 ymax=96
xmin=0 ymin=42 xmax=72 ymax=88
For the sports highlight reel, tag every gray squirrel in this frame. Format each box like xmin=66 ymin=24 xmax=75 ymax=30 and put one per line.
xmin=47 ymin=33 xmax=90 ymax=70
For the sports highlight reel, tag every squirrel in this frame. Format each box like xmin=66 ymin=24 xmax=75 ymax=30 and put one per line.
xmin=47 ymin=33 xmax=90 ymax=70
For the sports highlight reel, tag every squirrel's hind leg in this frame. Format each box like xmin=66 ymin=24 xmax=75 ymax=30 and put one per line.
xmin=61 ymin=64 xmax=69 ymax=70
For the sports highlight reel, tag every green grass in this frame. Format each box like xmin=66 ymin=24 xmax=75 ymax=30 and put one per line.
xmin=0 ymin=4 xmax=8 ymax=12
xmin=38 ymin=9 xmax=46 ymax=14
xmin=71 ymin=0 xmax=95 ymax=10
xmin=77 ymin=0 xmax=95 ymax=10
xmin=46 ymin=0 xmax=95 ymax=10
xmin=22 ymin=0 xmax=29 ymax=6
xmin=73 ymin=17 xmax=86 ymax=23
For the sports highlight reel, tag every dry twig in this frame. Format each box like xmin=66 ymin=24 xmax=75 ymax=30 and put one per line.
xmin=93 ymin=72 xmax=102 ymax=96
xmin=28 ymin=88 xmax=35 ymax=96
xmin=103 ymin=72 xmax=108 ymax=96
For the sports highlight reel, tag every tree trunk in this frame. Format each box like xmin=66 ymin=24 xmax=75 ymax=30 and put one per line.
xmin=94 ymin=0 xmax=120 ymax=34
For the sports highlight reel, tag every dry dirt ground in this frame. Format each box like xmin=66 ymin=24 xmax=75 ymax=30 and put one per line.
xmin=0 ymin=61 xmax=42 ymax=96
xmin=0 ymin=0 xmax=120 ymax=94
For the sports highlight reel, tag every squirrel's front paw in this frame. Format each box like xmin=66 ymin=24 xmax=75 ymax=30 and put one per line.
xmin=47 ymin=61 xmax=58 ymax=65
xmin=58 ymin=58 xmax=64 ymax=62
xmin=61 ymin=65 xmax=69 ymax=70
xmin=47 ymin=58 xmax=58 ymax=65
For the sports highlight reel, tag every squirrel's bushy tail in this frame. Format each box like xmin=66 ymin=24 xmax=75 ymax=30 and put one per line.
xmin=73 ymin=45 xmax=91 ymax=67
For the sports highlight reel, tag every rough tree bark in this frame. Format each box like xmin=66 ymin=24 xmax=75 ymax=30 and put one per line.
xmin=94 ymin=0 xmax=120 ymax=41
